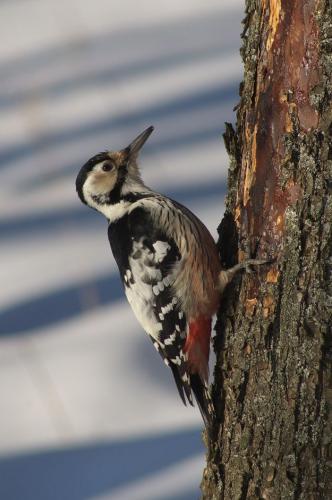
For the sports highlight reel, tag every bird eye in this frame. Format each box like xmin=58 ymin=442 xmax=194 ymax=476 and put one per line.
xmin=102 ymin=161 xmax=114 ymax=172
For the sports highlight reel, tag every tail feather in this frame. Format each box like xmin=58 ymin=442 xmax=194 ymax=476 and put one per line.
xmin=170 ymin=364 xmax=194 ymax=407
xmin=170 ymin=365 xmax=214 ymax=429
xmin=190 ymin=373 xmax=214 ymax=430
xmin=170 ymin=364 xmax=187 ymax=406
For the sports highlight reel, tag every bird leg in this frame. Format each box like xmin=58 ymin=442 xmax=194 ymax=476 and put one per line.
xmin=218 ymin=259 xmax=270 ymax=295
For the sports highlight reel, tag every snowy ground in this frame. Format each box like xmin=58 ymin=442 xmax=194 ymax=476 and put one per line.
xmin=0 ymin=1 xmax=244 ymax=498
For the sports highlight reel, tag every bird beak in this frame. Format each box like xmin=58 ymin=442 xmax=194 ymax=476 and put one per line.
xmin=126 ymin=126 xmax=154 ymax=158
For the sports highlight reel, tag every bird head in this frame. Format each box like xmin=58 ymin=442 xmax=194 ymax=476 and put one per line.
xmin=76 ymin=126 xmax=154 ymax=213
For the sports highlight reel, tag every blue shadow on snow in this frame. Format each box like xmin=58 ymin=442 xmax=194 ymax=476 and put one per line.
xmin=0 ymin=84 xmax=236 ymax=170
xmin=0 ymin=427 xmax=203 ymax=500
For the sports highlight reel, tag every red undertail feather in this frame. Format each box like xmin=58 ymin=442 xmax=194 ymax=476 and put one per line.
xmin=184 ymin=316 xmax=211 ymax=381
xmin=184 ymin=316 xmax=214 ymax=430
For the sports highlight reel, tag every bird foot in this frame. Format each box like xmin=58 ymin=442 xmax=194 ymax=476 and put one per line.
xmin=218 ymin=258 xmax=272 ymax=293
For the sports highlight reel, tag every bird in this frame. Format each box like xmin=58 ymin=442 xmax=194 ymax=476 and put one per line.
xmin=76 ymin=126 xmax=264 ymax=430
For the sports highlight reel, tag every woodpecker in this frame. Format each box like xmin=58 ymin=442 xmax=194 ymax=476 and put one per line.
xmin=76 ymin=126 xmax=264 ymax=429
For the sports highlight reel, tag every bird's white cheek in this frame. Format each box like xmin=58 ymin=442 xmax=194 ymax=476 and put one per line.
xmin=86 ymin=171 xmax=117 ymax=195
xmin=82 ymin=173 xmax=117 ymax=211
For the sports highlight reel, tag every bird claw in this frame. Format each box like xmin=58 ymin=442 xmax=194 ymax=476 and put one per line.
xmin=242 ymin=258 xmax=273 ymax=274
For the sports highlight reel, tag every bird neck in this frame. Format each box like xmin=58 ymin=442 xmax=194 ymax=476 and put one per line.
xmin=98 ymin=199 xmax=132 ymax=222
xmin=95 ymin=179 xmax=153 ymax=223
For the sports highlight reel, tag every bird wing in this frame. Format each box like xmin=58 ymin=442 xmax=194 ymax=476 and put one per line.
xmin=123 ymin=205 xmax=195 ymax=405
xmin=108 ymin=200 xmax=214 ymax=423
xmin=131 ymin=194 xmax=221 ymax=319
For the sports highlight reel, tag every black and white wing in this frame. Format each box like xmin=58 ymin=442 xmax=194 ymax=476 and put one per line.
xmin=108 ymin=205 xmax=193 ymax=405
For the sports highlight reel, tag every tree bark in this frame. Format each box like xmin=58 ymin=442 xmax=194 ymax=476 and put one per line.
xmin=201 ymin=1 xmax=332 ymax=499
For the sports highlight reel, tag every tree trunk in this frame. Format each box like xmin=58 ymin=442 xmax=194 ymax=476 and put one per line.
xmin=201 ymin=1 xmax=332 ymax=499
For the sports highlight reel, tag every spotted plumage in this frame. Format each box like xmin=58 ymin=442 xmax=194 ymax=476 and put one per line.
xmin=107 ymin=201 xmax=201 ymax=408
xmin=76 ymin=126 xmax=251 ymax=430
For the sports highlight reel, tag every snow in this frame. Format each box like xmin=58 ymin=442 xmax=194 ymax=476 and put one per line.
xmin=0 ymin=0 xmax=244 ymax=498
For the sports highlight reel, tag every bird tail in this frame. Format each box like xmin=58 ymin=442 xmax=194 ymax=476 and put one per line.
xmin=190 ymin=373 xmax=214 ymax=431
xmin=170 ymin=365 xmax=214 ymax=432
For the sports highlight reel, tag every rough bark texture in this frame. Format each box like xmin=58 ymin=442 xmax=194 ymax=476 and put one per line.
xmin=201 ymin=1 xmax=332 ymax=499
